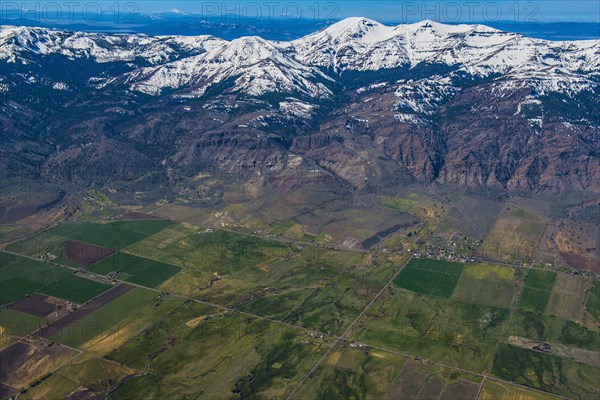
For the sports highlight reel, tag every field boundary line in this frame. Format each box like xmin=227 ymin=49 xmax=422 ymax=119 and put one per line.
xmin=284 ymin=255 xmax=413 ymax=400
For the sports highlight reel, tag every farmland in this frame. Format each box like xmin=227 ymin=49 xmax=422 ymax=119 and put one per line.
xmin=393 ymin=258 xmax=464 ymax=298
xmin=108 ymin=304 xmax=335 ymax=399
xmin=508 ymin=311 xmax=600 ymax=351
xmin=482 ymin=201 xmax=549 ymax=262
xmin=0 ymin=339 xmax=79 ymax=392
xmin=545 ymin=273 xmax=587 ymax=320
xmin=479 ymin=379 xmax=567 ymax=400
xmin=491 ymin=344 xmax=599 ymax=399
xmin=354 ymin=287 xmax=510 ymax=372
xmin=587 ymin=283 xmax=600 ymax=322
xmin=293 ymin=344 xmax=482 ymax=400
xmin=0 ymin=309 xmax=46 ymax=336
xmin=1 ymin=213 xmax=598 ymax=399
xmin=519 ymin=270 xmax=557 ymax=313
xmin=89 ymin=253 xmax=181 ymax=288
xmin=0 ymin=253 xmax=70 ymax=305
xmin=46 ymin=287 xmax=181 ymax=351
xmin=18 ymin=354 xmax=134 ymax=400
xmin=40 ymin=275 xmax=112 ymax=304
xmin=50 ymin=220 xmax=175 ymax=249
xmin=63 ymin=240 xmax=115 ymax=266
xmin=452 ymin=264 xmax=515 ymax=308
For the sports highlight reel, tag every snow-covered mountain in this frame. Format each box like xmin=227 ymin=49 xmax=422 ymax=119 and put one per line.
xmin=2 ymin=18 xmax=598 ymax=98
xmin=291 ymin=18 xmax=599 ymax=94
xmin=0 ymin=25 xmax=226 ymax=64
xmin=103 ymin=36 xmax=334 ymax=98
xmin=2 ymin=18 xmax=599 ymax=208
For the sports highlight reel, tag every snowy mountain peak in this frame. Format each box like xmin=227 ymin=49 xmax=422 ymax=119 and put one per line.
xmin=0 ymin=25 xmax=226 ymax=64
xmin=297 ymin=17 xmax=396 ymax=47
xmin=2 ymin=19 xmax=598 ymax=100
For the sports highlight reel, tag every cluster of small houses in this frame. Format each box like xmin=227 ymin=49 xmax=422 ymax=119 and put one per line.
xmin=37 ymin=252 xmax=57 ymax=261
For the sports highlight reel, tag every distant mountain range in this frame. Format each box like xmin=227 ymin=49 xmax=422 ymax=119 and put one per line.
xmin=1 ymin=18 xmax=599 ymax=221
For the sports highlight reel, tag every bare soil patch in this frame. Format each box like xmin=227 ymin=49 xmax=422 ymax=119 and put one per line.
xmin=6 ymin=293 xmax=67 ymax=318
xmin=118 ymin=212 xmax=162 ymax=221
xmin=64 ymin=240 xmax=116 ymax=267
xmin=34 ymin=284 xmax=133 ymax=340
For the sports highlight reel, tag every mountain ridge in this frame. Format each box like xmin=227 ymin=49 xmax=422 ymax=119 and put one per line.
xmin=1 ymin=18 xmax=599 ymax=221
xmin=2 ymin=18 xmax=599 ymax=98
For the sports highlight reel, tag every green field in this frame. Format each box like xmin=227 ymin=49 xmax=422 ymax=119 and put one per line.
xmin=125 ymin=226 xmax=398 ymax=336
xmin=19 ymin=354 xmax=134 ymax=400
xmin=0 ymin=309 xmax=46 ymax=336
xmin=40 ymin=275 xmax=112 ymax=304
xmin=452 ymin=264 xmax=515 ymax=308
xmin=4 ymin=211 xmax=598 ymax=400
xmin=50 ymin=288 xmax=181 ymax=349
xmin=518 ymin=270 xmax=557 ymax=313
xmin=519 ymin=287 xmax=553 ymax=313
xmin=49 ymin=220 xmax=174 ymax=249
xmin=293 ymin=344 xmax=481 ymax=400
xmin=355 ymin=287 xmax=509 ymax=372
xmin=0 ymin=253 xmax=70 ymax=304
xmin=108 ymin=303 xmax=334 ymax=399
xmin=125 ymin=229 xmax=287 ymax=277
xmin=491 ymin=344 xmax=600 ymax=399
xmin=526 ymin=269 xmax=557 ymax=291
xmin=394 ymin=258 xmax=464 ymax=298
xmin=587 ymin=283 xmax=600 ymax=322
xmin=509 ymin=311 xmax=600 ymax=351
xmin=88 ymin=253 xmax=181 ymax=288
xmin=236 ymin=249 xmax=399 ymax=335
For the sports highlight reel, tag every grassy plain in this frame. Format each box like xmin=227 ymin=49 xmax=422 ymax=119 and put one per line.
xmin=108 ymin=302 xmax=334 ymax=399
xmin=293 ymin=345 xmax=481 ymax=400
xmin=354 ymin=287 xmax=510 ymax=372
xmin=492 ymin=344 xmax=599 ymax=399
xmin=19 ymin=354 xmax=134 ymax=400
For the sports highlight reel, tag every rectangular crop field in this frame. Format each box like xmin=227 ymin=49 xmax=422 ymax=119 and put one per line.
xmin=47 ymin=287 xmax=181 ymax=351
xmin=483 ymin=205 xmax=548 ymax=262
xmin=0 ymin=309 xmax=46 ymax=337
xmin=519 ymin=287 xmax=552 ymax=313
xmin=50 ymin=220 xmax=174 ymax=249
xmin=0 ymin=341 xmax=79 ymax=390
xmin=526 ymin=269 xmax=557 ymax=291
xmin=394 ymin=258 xmax=464 ymax=298
xmin=518 ymin=269 xmax=557 ymax=313
xmin=452 ymin=264 xmax=515 ymax=308
xmin=587 ymin=283 xmax=600 ymax=322
xmin=545 ymin=274 xmax=587 ymax=320
xmin=40 ymin=275 xmax=112 ymax=304
xmin=88 ymin=253 xmax=181 ymax=288
xmin=0 ymin=253 xmax=70 ymax=305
